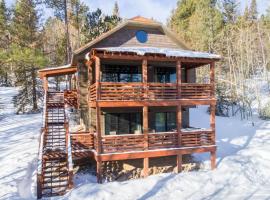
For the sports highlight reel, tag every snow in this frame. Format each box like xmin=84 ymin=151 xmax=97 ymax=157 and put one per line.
xmin=0 ymin=87 xmax=270 ymax=199
xmin=0 ymin=87 xmax=41 ymax=199
xmin=95 ymin=47 xmax=221 ymax=59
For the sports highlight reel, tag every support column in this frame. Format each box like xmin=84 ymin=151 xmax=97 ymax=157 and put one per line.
xmin=96 ymin=157 xmax=103 ymax=183
xmin=210 ymin=62 xmax=215 ymax=98
xmin=43 ymin=76 xmax=48 ymax=92
xmin=210 ymin=150 xmax=216 ymax=170
xmin=176 ymin=154 xmax=182 ymax=173
xmin=95 ymin=56 xmax=101 ymax=100
xmin=142 ymin=59 xmax=148 ymax=99
xmin=176 ymin=105 xmax=182 ymax=173
xmin=143 ymin=106 xmax=149 ymax=177
xmin=176 ymin=60 xmax=182 ymax=98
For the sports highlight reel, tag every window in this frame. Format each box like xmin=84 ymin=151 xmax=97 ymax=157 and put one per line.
xmin=102 ymin=65 xmax=142 ymax=82
xmin=136 ymin=30 xmax=148 ymax=43
xmin=105 ymin=113 xmax=142 ymax=135
xmin=155 ymin=67 xmax=176 ymax=83
xmin=155 ymin=112 xmax=176 ymax=132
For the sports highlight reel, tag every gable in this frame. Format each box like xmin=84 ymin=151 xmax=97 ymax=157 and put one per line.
xmin=93 ymin=26 xmax=180 ymax=49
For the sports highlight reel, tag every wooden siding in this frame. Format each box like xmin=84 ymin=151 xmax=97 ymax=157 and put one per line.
xmin=94 ymin=27 xmax=180 ymax=49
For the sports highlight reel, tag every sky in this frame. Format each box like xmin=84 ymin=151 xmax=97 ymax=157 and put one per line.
xmin=5 ymin=0 xmax=270 ymax=24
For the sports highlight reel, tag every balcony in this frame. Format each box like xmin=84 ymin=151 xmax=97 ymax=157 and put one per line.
xmin=89 ymin=82 xmax=213 ymax=102
xmin=72 ymin=129 xmax=215 ymax=154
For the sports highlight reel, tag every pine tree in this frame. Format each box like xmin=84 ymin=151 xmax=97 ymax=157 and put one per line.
xmin=11 ymin=0 xmax=47 ymax=113
xmin=82 ymin=8 xmax=121 ymax=43
xmin=249 ymin=0 xmax=258 ymax=21
xmin=0 ymin=0 xmax=10 ymax=85
xmin=112 ymin=1 xmax=119 ymax=17
xmin=222 ymin=0 xmax=238 ymax=23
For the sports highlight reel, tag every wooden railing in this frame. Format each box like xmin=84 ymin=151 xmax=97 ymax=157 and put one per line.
xmin=101 ymin=134 xmax=145 ymax=153
xmin=64 ymin=90 xmax=78 ymax=108
xmin=181 ymin=130 xmax=215 ymax=147
xmin=89 ymin=82 xmax=213 ymax=101
xmin=70 ymin=132 xmax=94 ymax=151
xmin=100 ymin=130 xmax=215 ymax=153
xmin=148 ymin=132 xmax=178 ymax=149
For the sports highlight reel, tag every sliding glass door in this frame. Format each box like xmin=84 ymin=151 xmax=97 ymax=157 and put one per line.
xmin=155 ymin=112 xmax=176 ymax=132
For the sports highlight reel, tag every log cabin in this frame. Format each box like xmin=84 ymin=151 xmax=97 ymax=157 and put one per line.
xmin=37 ymin=16 xmax=220 ymax=198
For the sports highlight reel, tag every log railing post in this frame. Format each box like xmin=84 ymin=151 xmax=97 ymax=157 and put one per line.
xmin=142 ymin=59 xmax=148 ymax=99
xmin=176 ymin=60 xmax=182 ymax=99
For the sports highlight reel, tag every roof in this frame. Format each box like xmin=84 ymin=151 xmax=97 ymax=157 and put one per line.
xmin=38 ymin=64 xmax=77 ymax=78
xmin=93 ymin=47 xmax=221 ymax=60
xmin=71 ymin=16 xmax=190 ymax=65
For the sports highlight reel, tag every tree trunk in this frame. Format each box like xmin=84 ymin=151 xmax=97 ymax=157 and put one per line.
xmin=31 ymin=67 xmax=38 ymax=111
xmin=64 ymin=0 xmax=71 ymax=64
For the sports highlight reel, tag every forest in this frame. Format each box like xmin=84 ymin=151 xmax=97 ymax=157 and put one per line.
xmin=0 ymin=0 xmax=270 ymax=120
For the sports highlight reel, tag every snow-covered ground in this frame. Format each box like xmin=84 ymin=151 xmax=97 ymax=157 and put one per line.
xmin=0 ymin=87 xmax=270 ymax=200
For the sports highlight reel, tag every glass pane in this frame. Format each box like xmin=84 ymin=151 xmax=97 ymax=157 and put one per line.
xmin=118 ymin=113 xmax=130 ymax=134
xmin=130 ymin=113 xmax=142 ymax=134
xmin=105 ymin=113 xmax=118 ymax=135
xmin=167 ymin=112 xmax=176 ymax=131
xmin=155 ymin=112 xmax=166 ymax=132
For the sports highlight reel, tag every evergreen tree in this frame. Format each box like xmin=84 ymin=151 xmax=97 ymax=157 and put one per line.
xmin=222 ymin=0 xmax=238 ymax=23
xmin=82 ymin=8 xmax=121 ymax=43
xmin=169 ymin=0 xmax=223 ymax=51
xmin=113 ymin=1 xmax=120 ymax=17
xmin=249 ymin=0 xmax=258 ymax=21
xmin=0 ymin=0 xmax=10 ymax=85
xmin=11 ymin=0 xmax=47 ymax=113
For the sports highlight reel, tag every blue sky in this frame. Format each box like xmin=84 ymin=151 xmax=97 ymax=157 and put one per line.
xmin=6 ymin=0 xmax=270 ymax=24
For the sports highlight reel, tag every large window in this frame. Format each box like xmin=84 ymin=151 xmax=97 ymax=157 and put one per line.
xmin=155 ymin=67 xmax=176 ymax=83
xmin=105 ymin=113 xmax=142 ymax=135
xmin=155 ymin=112 xmax=176 ymax=132
xmin=101 ymin=65 xmax=142 ymax=82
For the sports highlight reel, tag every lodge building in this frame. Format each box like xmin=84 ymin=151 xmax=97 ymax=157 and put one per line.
xmin=37 ymin=16 xmax=220 ymax=198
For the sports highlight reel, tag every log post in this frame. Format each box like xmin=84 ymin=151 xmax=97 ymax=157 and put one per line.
xmin=43 ymin=76 xmax=48 ymax=92
xmin=143 ymin=157 xmax=149 ymax=178
xmin=95 ymin=56 xmax=101 ymax=100
xmin=96 ymin=157 xmax=103 ymax=183
xmin=210 ymin=62 xmax=215 ymax=98
xmin=142 ymin=59 xmax=148 ymax=99
xmin=176 ymin=154 xmax=182 ymax=173
xmin=176 ymin=60 xmax=182 ymax=99
xmin=143 ymin=106 xmax=149 ymax=177
xmin=210 ymin=150 xmax=216 ymax=170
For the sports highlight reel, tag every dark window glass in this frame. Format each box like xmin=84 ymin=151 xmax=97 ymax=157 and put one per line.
xmin=102 ymin=65 xmax=142 ymax=82
xmin=105 ymin=113 xmax=142 ymax=135
xmin=155 ymin=112 xmax=176 ymax=132
xmin=155 ymin=67 xmax=176 ymax=83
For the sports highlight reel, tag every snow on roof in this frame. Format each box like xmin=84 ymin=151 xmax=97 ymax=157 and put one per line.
xmin=39 ymin=64 xmax=72 ymax=72
xmin=95 ymin=47 xmax=221 ymax=60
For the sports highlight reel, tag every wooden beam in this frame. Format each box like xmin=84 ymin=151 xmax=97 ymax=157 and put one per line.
xmin=177 ymin=105 xmax=182 ymax=147
xmin=176 ymin=154 xmax=182 ymax=173
xmin=98 ymin=146 xmax=217 ymax=161
xmin=143 ymin=106 xmax=149 ymax=150
xmin=93 ymin=53 xmax=219 ymax=64
xmin=43 ymin=77 xmax=48 ymax=92
xmin=38 ymin=67 xmax=77 ymax=78
xmin=210 ymin=62 xmax=215 ymax=97
xmin=210 ymin=150 xmax=216 ymax=170
xmin=96 ymin=106 xmax=102 ymax=154
xmin=143 ymin=157 xmax=149 ymax=178
xmin=91 ymin=99 xmax=216 ymax=108
xmin=96 ymin=160 xmax=102 ymax=183
xmin=176 ymin=60 xmax=182 ymax=98
xmin=142 ymin=59 xmax=148 ymax=99
xmin=95 ymin=56 xmax=101 ymax=100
